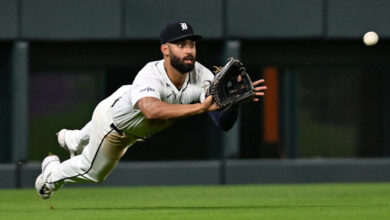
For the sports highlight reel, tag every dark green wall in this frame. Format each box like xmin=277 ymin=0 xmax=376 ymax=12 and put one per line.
xmin=328 ymin=0 xmax=390 ymax=38
xmin=227 ymin=0 xmax=323 ymax=38
xmin=125 ymin=0 xmax=223 ymax=39
xmin=21 ymin=0 xmax=122 ymax=39
xmin=0 ymin=0 xmax=18 ymax=39
xmin=1 ymin=0 xmax=389 ymax=40
xmin=3 ymin=159 xmax=390 ymax=188
xmin=2 ymin=0 xmax=390 ymax=162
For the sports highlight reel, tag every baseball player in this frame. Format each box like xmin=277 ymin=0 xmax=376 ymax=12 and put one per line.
xmin=35 ymin=21 xmax=267 ymax=199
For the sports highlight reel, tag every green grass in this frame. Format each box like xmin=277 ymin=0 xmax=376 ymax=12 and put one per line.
xmin=1 ymin=183 xmax=390 ymax=219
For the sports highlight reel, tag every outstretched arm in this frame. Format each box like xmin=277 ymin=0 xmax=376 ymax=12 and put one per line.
xmin=208 ymin=106 xmax=239 ymax=131
xmin=137 ymin=96 xmax=220 ymax=120
xmin=208 ymin=78 xmax=267 ymax=131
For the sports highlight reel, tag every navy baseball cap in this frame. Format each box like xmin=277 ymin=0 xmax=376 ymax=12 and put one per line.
xmin=160 ymin=21 xmax=202 ymax=44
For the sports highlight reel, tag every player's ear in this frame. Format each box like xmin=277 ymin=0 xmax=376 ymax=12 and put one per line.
xmin=161 ymin=44 xmax=169 ymax=56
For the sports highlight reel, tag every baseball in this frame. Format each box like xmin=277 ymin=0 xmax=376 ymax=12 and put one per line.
xmin=363 ymin=31 xmax=379 ymax=46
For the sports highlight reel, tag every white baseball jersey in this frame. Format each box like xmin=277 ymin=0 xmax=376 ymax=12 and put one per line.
xmin=110 ymin=59 xmax=214 ymax=138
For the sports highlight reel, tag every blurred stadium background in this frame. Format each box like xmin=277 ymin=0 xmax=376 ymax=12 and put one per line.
xmin=1 ymin=0 xmax=390 ymax=188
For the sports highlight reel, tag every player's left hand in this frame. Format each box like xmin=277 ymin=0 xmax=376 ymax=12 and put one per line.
xmin=236 ymin=75 xmax=266 ymax=102
xmin=252 ymin=79 xmax=267 ymax=102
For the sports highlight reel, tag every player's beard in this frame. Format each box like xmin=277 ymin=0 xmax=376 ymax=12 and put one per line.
xmin=170 ymin=53 xmax=195 ymax=74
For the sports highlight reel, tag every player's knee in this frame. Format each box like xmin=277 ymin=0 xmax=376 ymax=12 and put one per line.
xmin=93 ymin=174 xmax=109 ymax=183
xmin=95 ymin=179 xmax=104 ymax=183
xmin=93 ymin=176 xmax=106 ymax=183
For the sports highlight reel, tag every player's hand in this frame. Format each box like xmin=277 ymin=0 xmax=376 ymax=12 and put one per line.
xmin=201 ymin=95 xmax=220 ymax=112
xmin=236 ymin=76 xmax=267 ymax=102
xmin=252 ymin=79 xmax=267 ymax=102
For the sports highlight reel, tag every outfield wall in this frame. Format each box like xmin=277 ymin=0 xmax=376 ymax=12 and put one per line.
xmin=2 ymin=0 xmax=390 ymax=163
xmin=1 ymin=159 xmax=390 ymax=189
xmin=2 ymin=0 xmax=390 ymax=40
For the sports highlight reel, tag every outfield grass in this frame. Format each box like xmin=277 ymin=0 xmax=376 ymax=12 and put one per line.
xmin=1 ymin=183 xmax=390 ymax=219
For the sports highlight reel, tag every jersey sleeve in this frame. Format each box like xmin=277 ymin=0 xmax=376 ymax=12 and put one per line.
xmin=131 ymin=65 xmax=163 ymax=108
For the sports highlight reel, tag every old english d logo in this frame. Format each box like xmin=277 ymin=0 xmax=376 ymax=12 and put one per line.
xmin=180 ymin=23 xmax=188 ymax=31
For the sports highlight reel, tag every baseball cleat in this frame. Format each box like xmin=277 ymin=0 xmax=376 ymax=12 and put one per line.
xmin=35 ymin=173 xmax=53 ymax=199
xmin=57 ymin=129 xmax=76 ymax=158
xmin=35 ymin=155 xmax=60 ymax=199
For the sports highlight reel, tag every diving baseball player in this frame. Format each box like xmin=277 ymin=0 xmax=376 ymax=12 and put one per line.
xmin=35 ymin=21 xmax=267 ymax=199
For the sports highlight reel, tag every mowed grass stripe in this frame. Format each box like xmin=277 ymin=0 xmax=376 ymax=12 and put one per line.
xmin=0 ymin=183 xmax=389 ymax=219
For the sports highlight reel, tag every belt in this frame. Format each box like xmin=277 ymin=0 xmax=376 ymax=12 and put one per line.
xmin=110 ymin=123 xmax=149 ymax=142
xmin=110 ymin=123 xmax=123 ymax=135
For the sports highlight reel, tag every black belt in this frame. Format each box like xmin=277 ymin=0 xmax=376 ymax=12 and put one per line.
xmin=110 ymin=123 xmax=150 ymax=142
xmin=110 ymin=123 xmax=123 ymax=135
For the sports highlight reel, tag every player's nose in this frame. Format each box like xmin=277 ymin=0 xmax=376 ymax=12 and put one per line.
xmin=183 ymin=46 xmax=193 ymax=54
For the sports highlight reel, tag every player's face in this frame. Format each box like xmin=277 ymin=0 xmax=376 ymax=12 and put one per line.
xmin=167 ymin=39 xmax=197 ymax=74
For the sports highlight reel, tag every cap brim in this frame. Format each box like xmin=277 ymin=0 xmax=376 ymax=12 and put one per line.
xmin=167 ymin=34 xmax=202 ymax=43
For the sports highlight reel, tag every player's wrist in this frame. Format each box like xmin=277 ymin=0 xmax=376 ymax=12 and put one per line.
xmin=198 ymin=102 xmax=207 ymax=114
xmin=195 ymin=102 xmax=210 ymax=114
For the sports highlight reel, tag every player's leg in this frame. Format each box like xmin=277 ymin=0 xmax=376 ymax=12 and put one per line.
xmin=47 ymin=126 xmax=136 ymax=192
xmin=35 ymin=97 xmax=136 ymax=199
xmin=35 ymin=117 xmax=104 ymax=199
xmin=56 ymin=85 xmax=130 ymax=157
xmin=35 ymin=154 xmax=60 ymax=199
xmin=57 ymin=121 xmax=92 ymax=157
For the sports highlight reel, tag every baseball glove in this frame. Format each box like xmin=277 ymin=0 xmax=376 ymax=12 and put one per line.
xmin=208 ymin=58 xmax=255 ymax=108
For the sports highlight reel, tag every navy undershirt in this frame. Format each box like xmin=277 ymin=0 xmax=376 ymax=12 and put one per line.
xmin=208 ymin=106 xmax=239 ymax=131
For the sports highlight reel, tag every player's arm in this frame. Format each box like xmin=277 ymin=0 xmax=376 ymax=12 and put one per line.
xmin=208 ymin=106 xmax=239 ymax=131
xmin=137 ymin=96 xmax=219 ymax=120
xmin=207 ymin=79 xmax=266 ymax=131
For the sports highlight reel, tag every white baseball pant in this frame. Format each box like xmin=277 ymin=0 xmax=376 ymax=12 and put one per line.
xmin=46 ymin=87 xmax=137 ymax=191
